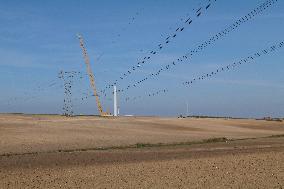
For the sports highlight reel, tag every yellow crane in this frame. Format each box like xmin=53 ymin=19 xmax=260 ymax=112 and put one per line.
xmin=77 ymin=34 xmax=110 ymax=116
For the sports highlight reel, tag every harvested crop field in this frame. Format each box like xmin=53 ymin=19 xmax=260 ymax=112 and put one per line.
xmin=0 ymin=114 xmax=283 ymax=155
xmin=0 ymin=114 xmax=284 ymax=188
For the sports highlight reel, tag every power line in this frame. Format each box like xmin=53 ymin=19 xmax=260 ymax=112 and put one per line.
xmin=183 ymin=41 xmax=284 ymax=87
xmin=125 ymin=40 xmax=284 ymax=102
xmin=118 ymin=0 xmax=278 ymax=94
xmin=101 ymin=0 xmax=217 ymax=94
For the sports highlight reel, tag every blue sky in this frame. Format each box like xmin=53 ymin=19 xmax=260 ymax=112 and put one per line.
xmin=0 ymin=0 xmax=283 ymax=117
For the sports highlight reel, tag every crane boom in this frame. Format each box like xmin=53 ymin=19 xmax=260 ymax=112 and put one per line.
xmin=77 ymin=34 xmax=109 ymax=116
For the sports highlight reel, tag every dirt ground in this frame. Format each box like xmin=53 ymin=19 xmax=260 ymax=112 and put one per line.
xmin=0 ymin=137 xmax=283 ymax=189
xmin=0 ymin=114 xmax=283 ymax=155
xmin=0 ymin=114 xmax=284 ymax=188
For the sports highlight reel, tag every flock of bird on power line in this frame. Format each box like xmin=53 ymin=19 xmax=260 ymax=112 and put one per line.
xmin=102 ymin=0 xmax=216 ymax=94
xmin=4 ymin=0 xmax=282 ymax=116
xmin=122 ymin=0 xmax=280 ymax=102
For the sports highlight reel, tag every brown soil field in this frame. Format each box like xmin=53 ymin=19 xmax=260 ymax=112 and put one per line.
xmin=1 ymin=137 xmax=283 ymax=189
xmin=0 ymin=114 xmax=283 ymax=155
xmin=0 ymin=114 xmax=284 ymax=188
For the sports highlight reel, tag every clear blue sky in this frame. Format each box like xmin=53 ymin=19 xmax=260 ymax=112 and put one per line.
xmin=0 ymin=0 xmax=283 ymax=117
